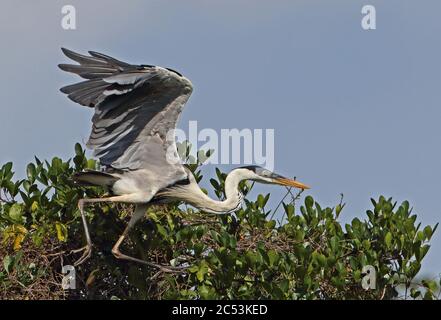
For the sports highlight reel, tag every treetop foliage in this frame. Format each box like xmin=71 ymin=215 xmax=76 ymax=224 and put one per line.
xmin=0 ymin=143 xmax=439 ymax=299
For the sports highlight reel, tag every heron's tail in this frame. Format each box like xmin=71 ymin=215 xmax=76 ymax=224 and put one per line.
xmin=72 ymin=170 xmax=119 ymax=187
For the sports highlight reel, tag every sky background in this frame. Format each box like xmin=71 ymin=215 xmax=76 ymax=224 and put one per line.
xmin=1 ymin=0 xmax=440 ymax=278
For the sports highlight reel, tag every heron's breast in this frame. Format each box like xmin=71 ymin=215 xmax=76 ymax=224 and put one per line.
xmin=111 ymin=175 xmax=154 ymax=195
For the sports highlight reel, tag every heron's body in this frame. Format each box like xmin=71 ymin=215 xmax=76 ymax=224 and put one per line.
xmin=74 ymin=166 xmax=244 ymax=213
xmin=59 ymin=48 xmax=309 ymax=269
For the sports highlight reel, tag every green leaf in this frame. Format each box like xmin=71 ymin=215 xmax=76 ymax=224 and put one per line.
xmin=3 ymin=162 xmax=13 ymax=175
xmin=3 ymin=255 xmax=13 ymax=274
xmin=257 ymin=194 xmax=265 ymax=208
xmin=422 ymin=280 xmax=438 ymax=292
xmin=265 ymin=220 xmax=276 ymax=230
xmin=268 ymin=250 xmax=279 ymax=266
xmin=305 ymin=196 xmax=314 ymax=208
xmin=279 ymin=279 xmax=289 ymax=293
xmin=196 ymin=262 xmax=209 ymax=282
xmin=26 ymin=163 xmax=36 ymax=182
xmin=353 ymin=269 xmax=361 ymax=281
xmin=210 ymin=179 xmax=220 ymax=191
xmin=9 ymin=203 xmax=24 ymax=222
xmin=423 ymin=226 xmax=433 ymax=240
xmin=362 ymin=240 xmax=371 ymax=250
xmin=228 ymin=235 xmax=237 ymax=248
xmin=410 ymin=288 xmax=421 ymax=299
xmin=419 ymin=245 xmax=430 ymax=261
xmin=416 ymin=231 xmax=425 ymax=242
xmin=283 ymin=203 xmax=294 ymax=220
xmin=156 ymin=225 xmax=168 ymax=238
xmin=335 ymin=204 xmax=342 ymax=217
xmin=55 ymin=222 xmax=68 ymax=242
xmin=188 ymin=265 xmax=199 ymax=273
xmin=413 ymin=241 xmax=423 ymax=261
xmin=75 ymin=143 xmax=83 ymax=156
xmin=86 ymin=159 xmax=96 ymax=170
xmin=385 ymin=232 xmax=392 ymax=249
xmin=198 ymin=285 xmax=216 ymax=300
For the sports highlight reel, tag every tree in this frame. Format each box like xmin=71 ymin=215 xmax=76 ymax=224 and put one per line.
xmin=0 ymin=144 xmax=439 ymax=299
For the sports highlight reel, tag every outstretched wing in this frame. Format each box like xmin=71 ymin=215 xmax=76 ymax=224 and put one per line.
xmin=59 ymin=48 xmax=192 ymax=189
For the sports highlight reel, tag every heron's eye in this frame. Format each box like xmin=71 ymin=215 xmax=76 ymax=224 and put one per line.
xmin=261 ymin=170 xmax=272 ymax=177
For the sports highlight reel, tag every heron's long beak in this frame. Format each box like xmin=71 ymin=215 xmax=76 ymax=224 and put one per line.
xmin=273 ymin=177 xmax=310 ymax=190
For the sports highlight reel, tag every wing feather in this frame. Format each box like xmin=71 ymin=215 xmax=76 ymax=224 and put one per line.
xmin=59 ymin=48 xmax=193 ymax=191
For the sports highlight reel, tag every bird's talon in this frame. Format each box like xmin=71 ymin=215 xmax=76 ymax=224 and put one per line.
xmin=70 ymin=245 xmax=88 ymax=254
xmin=72 ymin=245 xmax=92 ymax=266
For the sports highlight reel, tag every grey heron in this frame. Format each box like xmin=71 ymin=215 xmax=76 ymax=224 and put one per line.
xmin=58 ymin=48 xmax=310 ymax=269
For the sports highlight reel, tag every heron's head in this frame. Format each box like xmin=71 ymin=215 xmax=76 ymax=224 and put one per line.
xmin=236 ymin=166 xmax=310 ymax=190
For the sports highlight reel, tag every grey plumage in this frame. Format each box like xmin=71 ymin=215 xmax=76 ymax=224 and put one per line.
xmin=59 ymin=48 xmax=309 ymax=268
xmin=59 ymin=48 xmax=192 ymax=193
xmin=73 ymin=170 xmax=119 ymax=187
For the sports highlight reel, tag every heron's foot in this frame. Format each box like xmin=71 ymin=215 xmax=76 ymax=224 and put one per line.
xmin=71 ymin=244 xmax=92 ymax=266
xmin=111 ymin=247 xmax=186 ymax=273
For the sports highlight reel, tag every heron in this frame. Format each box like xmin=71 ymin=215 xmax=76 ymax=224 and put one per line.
xmin=58 ymin=48 xmax=310 ymax=269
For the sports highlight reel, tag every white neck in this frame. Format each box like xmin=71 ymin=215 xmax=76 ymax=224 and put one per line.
xmin=170 ymin=169 xmax=252 ymax=214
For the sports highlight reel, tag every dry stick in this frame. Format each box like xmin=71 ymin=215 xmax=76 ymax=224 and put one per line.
xmin=287 ymin=187 xmax=303 ymax=204
xmin=380 ymin=286 xmax=387 ymax=300
xmin=282 ymin=188 xmax=304 ymax=224
xmin=269 ymin=188 xmax=292 ymax=221
xmin=271 ymin=187 xmax=304 ymax=223
xmin=46 ymin=251 xmax=67 ymax=257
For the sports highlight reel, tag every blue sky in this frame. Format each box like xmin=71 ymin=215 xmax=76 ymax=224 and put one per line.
xmin=1 ymin=0 xmax=440 ymax=277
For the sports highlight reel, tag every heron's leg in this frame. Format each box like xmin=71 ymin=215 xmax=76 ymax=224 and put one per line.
xmin=71 ymin=198 xmax=93 ymax=266
xmin=72 ymin=194 xmax=141 ymax=266
xmin=111 ymin=204 xmax=148 ymax=259
xmin=111 ymin=204 xmax=186 ymax=273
